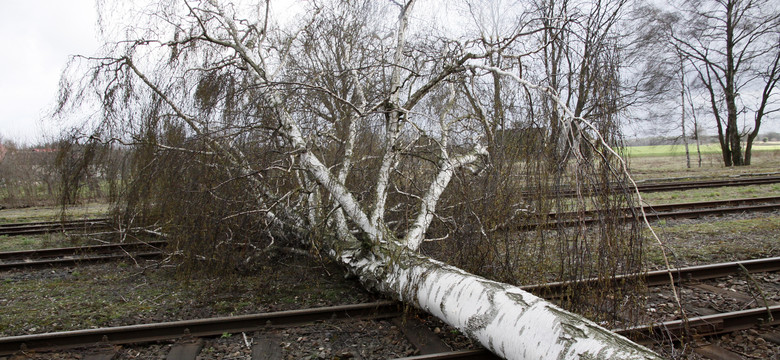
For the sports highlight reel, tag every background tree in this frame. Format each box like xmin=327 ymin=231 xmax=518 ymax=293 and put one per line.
xmin=672 ymin=0 xmax=780 ymax=166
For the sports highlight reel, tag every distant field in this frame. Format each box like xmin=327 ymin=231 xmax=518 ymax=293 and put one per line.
xmin=625 ymin=142 xmax=780 ymax=158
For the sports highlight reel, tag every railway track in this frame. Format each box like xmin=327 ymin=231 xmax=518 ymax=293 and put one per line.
xmin=0 ymin=302 xmax=409 ymax=357
xmin=632 ymin=175 xmax=780 ymax=193
xmin=518 ymin=256 xmax=780 ymax=359
xmin=1 ymin=298 xmax=776 ymax=359
xmin=616 ymin=305 xmax=780 ymax=346
xmin=1 ymin=197 xmax=777 ymax=271
xmin=520 ymin=256 xmax=780 ymax=297
xmin=0 ymin=301 xmax=401 ymax=355
xmin=0 ymin=218 xmax=110 ymax=236
xmin=0 ymin=193 xmax=777 ymax=357
xmin=0 ymin=176 xmax=775 ymax=238
xmin=518 ymin=196 xmax=780 ymax=231
xmin=2 ymin=257 xmax=777 ymax=358
xmin=522 ymin=174 xmax=780 ymax=197
xmin=0 ymin=241 xmax=167 ymax=270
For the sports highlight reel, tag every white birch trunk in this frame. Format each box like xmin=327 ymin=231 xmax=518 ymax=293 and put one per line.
xmin=404 ymin=145 xmax=487 ymax=250
xmin=341 ymin=246 xmax=662 ymax=360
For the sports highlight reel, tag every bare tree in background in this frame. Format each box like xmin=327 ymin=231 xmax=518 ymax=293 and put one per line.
xmin=54 ymin=1 xmax=660 ymax=358
xmin=672 ymin=0 xmax=780 ymax=166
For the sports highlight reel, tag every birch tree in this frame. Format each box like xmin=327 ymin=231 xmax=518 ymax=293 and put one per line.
xmin=55 ymin=1 xmax=661 ymax=358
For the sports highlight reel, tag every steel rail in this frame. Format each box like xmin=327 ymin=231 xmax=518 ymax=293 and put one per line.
xmin=521 ymin=175 xmax=780 ymax=197
xmin=634 ymin=176 xmax=780 ymax=192
xmin=0 ymin=241 xmax=168 ymax=261
xmin=518 ymin=200 xmax=780 ymax=231
xmin=0 ymin=251 xmax=163 ymax=271
xmin=0 ymin=218 xmax=110 ymax=229
xmin=393 ymin=304 xmax=780 ymax=359
xmin=394 ymin=349 xmax=498 ymax=359
xmin=643 ymin=196 xmax=780 ymax=212
xmin=649 ymin=203 xmax=780 ymax=219
xmin=542 ymin=196 xmax=780 ymax=221
xmin=0 ymin=301 xmax=401 ymax=355
xmin=615 ymin=305 xmax=780 ymax=345
xmin=520 ymin=256 xmax=780 ymax=297
xmin=0 ymin=219 xmax=110 ymax=237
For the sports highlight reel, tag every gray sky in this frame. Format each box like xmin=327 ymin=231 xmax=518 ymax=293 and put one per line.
xmin=0 ymin=0 xmax=774 ymax=145
xmin=0 ymin=0 xmax=100 ymax=144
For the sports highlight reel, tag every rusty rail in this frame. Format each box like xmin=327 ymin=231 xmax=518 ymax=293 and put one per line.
xmin=523 ymin=175 xmax=780 ymax=197
xmin=0 ymin=218 xmax=110 ymax=236
xmin=521 ymin=256 xmax=780 ymax=297
xmin=616 ymin=305 xmax=780 ymax=345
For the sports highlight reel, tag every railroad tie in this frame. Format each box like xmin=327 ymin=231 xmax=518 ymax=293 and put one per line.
xmin=392 ymin=316 xmax=450 ymax=355
xmin=251 ymin=336 xmax=282 ymax=360
xmin=165 ymin=339 xmax=204 ymax=360
xmin=693 ymin=344 xmax=743 ymax=360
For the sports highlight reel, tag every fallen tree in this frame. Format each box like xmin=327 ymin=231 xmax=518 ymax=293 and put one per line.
xmin=55 ymin=1 xmax=661 ymax=358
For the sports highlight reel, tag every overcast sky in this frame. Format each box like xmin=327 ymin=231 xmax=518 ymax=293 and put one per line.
xmin=0 ymin=1 xmax=774 ymax=145
xmin=0 ymin=0 xmax=100 ymax=144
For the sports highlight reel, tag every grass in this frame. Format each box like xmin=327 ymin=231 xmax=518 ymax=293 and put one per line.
xmin=624 ymin=142 xmax=780 ymax=158
xmin=627 ymin=148 xmax=780 ymax=181
xmin=644 ymin=216 xmax=780 ymax=267
xmin=628 ymin=150 xmax=780 ymax=267
xmin=0 ymin=234 xmax=63 ymax=252
xmin=0 ymin=269 xmax=166 ymax=335
xmin=0 ymin=232 xmax=107 ymax=252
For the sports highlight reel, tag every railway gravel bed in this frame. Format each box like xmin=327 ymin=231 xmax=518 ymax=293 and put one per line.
xmin=638 ymin=268 xmax=780 ymax=359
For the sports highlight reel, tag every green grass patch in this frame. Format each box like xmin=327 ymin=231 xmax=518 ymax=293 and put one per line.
xmin=625 ymin=143 xmax=780 ymax=158
xmin=625 ymin=143 xmax=723 ymax=158
xmin=0 ymin=233 xmax=104 ymax=252
xmin=644 ymin=216 xmax=780 ymax=267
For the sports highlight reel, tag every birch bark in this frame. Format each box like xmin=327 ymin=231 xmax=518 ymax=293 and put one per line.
xmin=340 ymin=244 xmax=662 ymax=360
